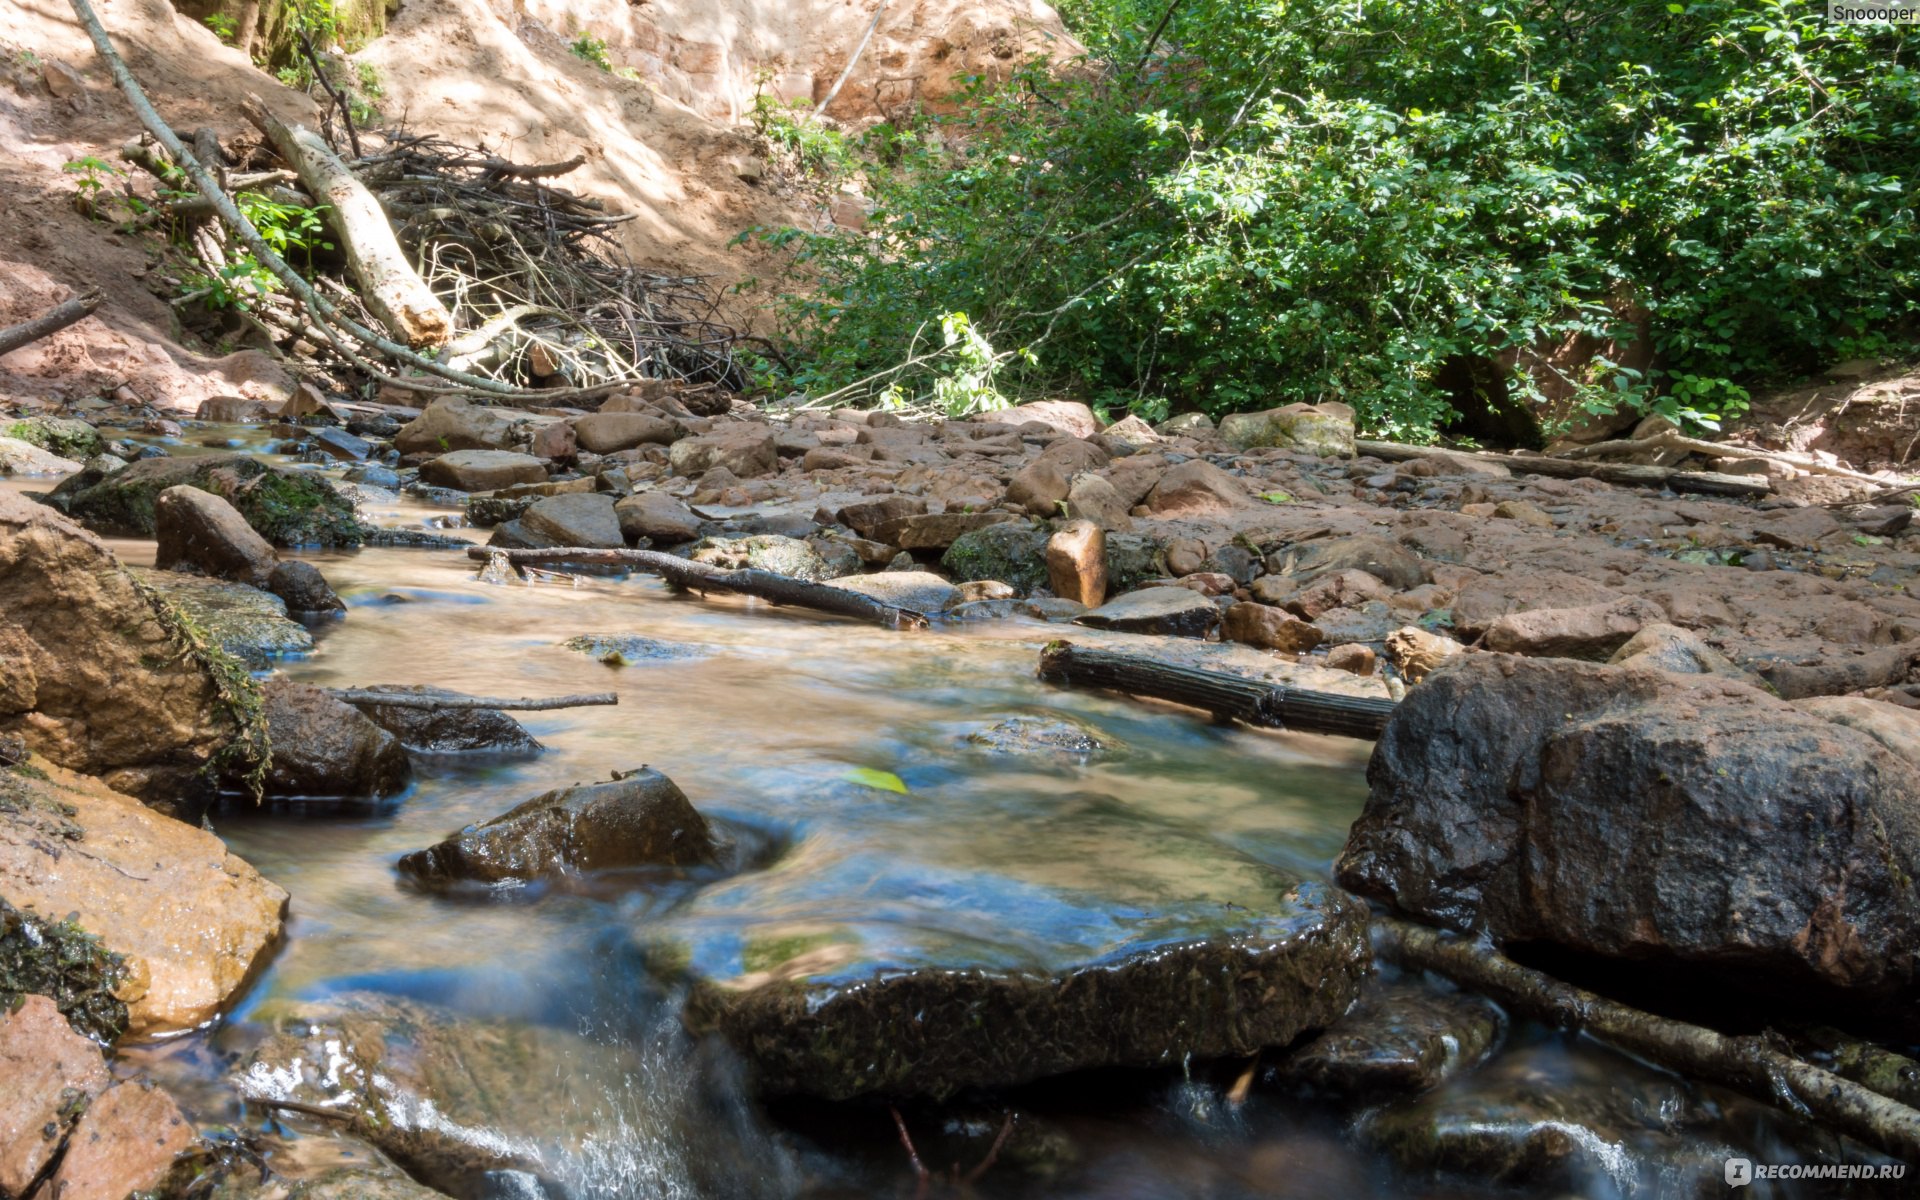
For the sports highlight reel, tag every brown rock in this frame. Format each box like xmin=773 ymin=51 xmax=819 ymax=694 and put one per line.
xmin=1324 ymin=644 xmax=1377 ymax=676
xmin=1284 ymin=570 xmax=1388 ymax=621
xmin=1164 ymin=537 xmax=1207 ymax=577
xmin=529 ymin=419 xmax=577 ymax=461
xmin=838 ymin=495 xmax=926 ymax=538
xmin=1065 ymin=473 xmax=1135 ymax=531
xmin=1795 ymin=696 xmax=1920 ymax=770
xmin=47 ymin=1081 xmax=195 ymax=1200
xmin=1 ymin=760 xmax=288 ymax=1036
xmin=1146 ymin=459 xmax=1249 ymax=516
xmin=983 ymin=400 xmax=1099 ymax=438
xmin=873 ymin=511 xmax=1015 ymax=551
xmin=1105 ymin=455 xmax=1167 ymax=507
xmin=1075 ymin=586 xmax=1222 ymax=638
xmin=259 ymin=680 xmax=412 ymax=801
xmin=571 ymin=412 xmax=680 ymax=454
xmin=195 ymin=394 xmax=265 ymax=422
xmin=1493 ymin=499 xmax=1557 ymax=528
xmin=669 ymin=425 xmax=778 ymax=478
xmin=153 ymin=485 xmax=279 ymax=587
xmin=1222 ymin=602 xmax=1325 ymax=653
xmin=1752 ymin=506 xmax=1845 ymax=550
xmin=0 ymin=491 xmax=237 ymax=812
xmin=803 ymin=446 xmax=870 ymax=471
xmin=1005 ymin=458 xmax=1070 ymax=514
xmin=1045 ymin=520 xmax=1107 ymax=607
xmin=1482 ymin=595 xmax=1665 ymax=660
xmin=1248 ymin=575 xmax=1298 ymax=606
xmin=1384 ymin=625 xmax=1463 ymax=684
xmin=1607 ymin=623 xmax=1754 ymax=682
xmin=519 ymin=493 xmax=625 ymax=549
xmin=393 ymin=397 xmax=515 ymax=455
xmin=0 ymin=994 xmax=110 ymax=1195
xmin=614 ymin=490 xmax=702 ymax=544
xmin=417 ymin=450 xmax=548 ymax=492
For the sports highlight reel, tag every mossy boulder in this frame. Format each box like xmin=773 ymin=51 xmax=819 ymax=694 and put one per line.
xmin=689 ymin=533 xmax=834 ymax=581
xmin=46 ymin=453 xmax=363 ymax=547
xmin=0 ymin=896 xmax=128 ymax=1045
xmin=2 ymin=417 xmax=104 ymax=461
xmin=942 ymin=522 xmax=1050 ymax=592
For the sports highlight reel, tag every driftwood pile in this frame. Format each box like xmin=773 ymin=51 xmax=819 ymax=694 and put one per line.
xmin=71 ymin=0 xmax=747 ymax=404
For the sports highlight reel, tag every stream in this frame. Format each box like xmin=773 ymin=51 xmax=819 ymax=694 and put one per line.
xmin=5 ymin=436 xmax=1846 ymax=1199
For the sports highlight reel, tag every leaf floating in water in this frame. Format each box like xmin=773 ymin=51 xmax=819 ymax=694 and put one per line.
xmin=844 ymin=767 xmax=909 ymax=794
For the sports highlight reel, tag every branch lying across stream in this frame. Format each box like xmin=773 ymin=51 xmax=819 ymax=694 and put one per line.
xmin=466 ymin=546 xmax=931 ymax=630
xmin=1373 ymin=917 xmax=1920 ymax=1163
xmin=1037 ymin=641 xmax=1395 ymax=739
xmin=328 ymin=688 xmax=616 ymax=711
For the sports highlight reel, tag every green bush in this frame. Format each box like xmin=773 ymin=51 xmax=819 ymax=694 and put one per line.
xmin=749 ymin=0 xmax=1918 ymax=438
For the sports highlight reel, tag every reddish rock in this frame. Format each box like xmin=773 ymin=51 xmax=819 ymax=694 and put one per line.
xmin=1284 ymin=570 xmax=1388 ymax=621
xmin=874 ymin=511 xmax=1015 ymax=550
xmin=529 ymin=420 xmax=578 ymax=461
xmin=571 ymin=413 xmax=680 ymax=454
xmin=1222 ymin=602 xmax=1325 ymax=653
xmin=0 ymin=994 xmax=110 ymax=1196
xmin=983 ymin=400 xmax=1100 ymax=438
xmin=1493 ymin=499 xmax=1556 ymax=528
xmin=1065 ymin=473 xmax=1135 ymax=531
xmin=1046 ymin=520 xmax=1107 ymax=607
xmin=153 ymin=485 xmax=278 ymax=586
xmin=1146 ymin=459 xmax=1249 ymax=516
xmin=837 ymin=495 xmax=926 ymax=539
xmin=668 ymin=425 xmax=778 ymax=478
xmin=1005 ymin=457 xmax=1070 ymax=513
xmin=418 ymin=450 xmax=548 ymax=492
xmin=47 ymin=1081 xmax=195 ymax=1200
xmin=1482 ymin=595 xmax=1665 ymax=660
xmin=1324 ymin=643 xmax=1377 ymax=676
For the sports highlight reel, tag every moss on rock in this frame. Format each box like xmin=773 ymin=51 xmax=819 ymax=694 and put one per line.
xmin=46 ymin=454 xmax=363 ymax=547
xmin=942 ymin=522 xmax=1050 ymax=592
xmin=0 ymin=896 xmax=129 ymax=1045
xmin=2 ymin=417 xmax=104 ymax=460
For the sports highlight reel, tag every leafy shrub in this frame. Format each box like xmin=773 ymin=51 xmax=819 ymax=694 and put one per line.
xmin=750 ymin=0 xmax=1918 ymax=438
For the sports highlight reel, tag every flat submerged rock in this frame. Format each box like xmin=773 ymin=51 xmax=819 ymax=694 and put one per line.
xmin=129 ymin=567 xmax=314 ymax=667
xmin=649 ymin=806 xmax=1370 ymax=1100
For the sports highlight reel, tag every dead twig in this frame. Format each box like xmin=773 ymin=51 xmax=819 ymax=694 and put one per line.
xmin=0 ymin=290 xmax=102 ymax=359
xmin=328 ymin=688 xmax=616 ymax=711
xmin=890 ymin=1106 xmax=931 ymax=1200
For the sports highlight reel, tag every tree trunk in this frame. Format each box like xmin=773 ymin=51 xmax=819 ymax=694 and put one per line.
xmin=0 ymin=291 xmax=101 ymax=359
xmin=1354 ymin=439 xmax=1772 ymax=498
xmin=241 ymin=95 xmax=451 ymax=348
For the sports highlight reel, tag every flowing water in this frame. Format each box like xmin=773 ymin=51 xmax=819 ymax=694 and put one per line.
xmin=4 ymin=438 xmax=1852 ymax=1199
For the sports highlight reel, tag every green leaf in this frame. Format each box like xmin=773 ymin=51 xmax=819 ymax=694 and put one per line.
xmin=1258 ymin=490 xmax=1294 ymax=505
xmin=845 ymin=767 xmax=909 ymax=793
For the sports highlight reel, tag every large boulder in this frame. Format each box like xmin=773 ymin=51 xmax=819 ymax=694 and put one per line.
xmin=131 ymin=569 xmax=315 ymax=669
xmin=984 ymin=399 xmax=1099 ymax=438
xmin=0 ymin=435 xmax=81 ymax=476
xmin=3 ymin=415 xmax=104 ymax=460
xmin=1336 ymin=654 xmax=1920 ymax=1020
xmin=1218 ymin=403 xmax=1356 ymax=457
xmin=570 ymin=411 xmax=679 ymax=453
xmin=689 ymin=534 xmax=833 ymax=581
xmin=1145 ymin=459 xmax=1249 ymax=515
xmin=0 ymin=493 xmax=246 ymax=813
xmin=258 ymin=681 xmax=413 ymax=801
xmin=397 ymin=769 xmax=718 ymax=887
xmin=941 ymin=522 xmax=1050 ymax=592
xmin=518 ymin=492 xmax=625 ymax=548
xmin=417 ymin=450 xmax=548 ymax=492
xmin=614 ymin=490 xmax=702 ymax=544
xmin=1075 ymin=586 xmax=1221 ymax=638
xmin=2 ymin=758 xmax=287 ymax=1036
xmin=45 ymin=454 xmax=362 ymax=546
xmin=828 ymin=570 xmax=961 ymax=614
xmin=154 ymin=484 xmax=279 ymax=586
xmin=393 ymin=396 xmax=516 ymax=454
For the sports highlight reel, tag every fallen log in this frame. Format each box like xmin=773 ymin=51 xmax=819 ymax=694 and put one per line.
xmin=465 ymin=546 xmax=930 ymax=630
xmin=0 ymin=290 xmax=101 ymax=359
xmin=1374 ymin=917 xmax=1920 ymax=1163
xmin=1037 ymin=641 xmax=1395 ymax=739
xmin=1558 ymin=429 xmax=1893 ymax=484
xmin=1353 ymin=439 xmax=1771 ymax=498
xmin=329 ymin=688 xmax=616 ymax=711
xmin=240 ymin=95 xmax=451 ymax=349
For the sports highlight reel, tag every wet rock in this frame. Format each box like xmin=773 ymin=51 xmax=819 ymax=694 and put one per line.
xmin=1218 ymin=403 xmax=1355 ymax=458
xmin=829 ymin=570 xmax=959 ymax=613
xmin=310 ymin=425 xmax=372 ymax=462
xmin=259 ymin=680 xmax=413 ymax=801
xmin=561 ymin=634 xmax=708 ymax=664
xmin=1323 ymin=643 xmax=1377 ymax=676
xmin=46 ymin=453 xmax=362 ymax=546
xmin=1383 ymin=625 xmax=1462 ymax=684
xmin=267 ymin=560 xmax=345 ymax=616
xmin=690 ymin=533 xmax=834 ymax=581
xmin=0 ymin=494 xmax=246 ymax=810
xmin=571 ymin=412 xmax=679 ymax=454
xmin=0 ymin=993 xmax=110 ymax=1196
xmin=133 ymin=570 xmax=315 ymax=667
xmin=285 ymin=1166 xmax=455 ymax=1200
xmin=519 ymin=492 xmax=624 ymax=548
xmin=1145 ymin=459 xmax=1249 ymax=516
xmin=1222 ymin=601 xmax=1324 ymax=653
xmin=1065 ymin=472 xmax=1135 ymax=531
xmin=465 ymin=494 xmax=535 ymax=528
xmin=1023 ymin=597 xmax=1087 ymax=620
xmin=154 ymin=484 xmax=279 ymax=586
xmin=398 ymin=769 xmax=718 ymax=886
xmin=393 ymin=396 xmax=516 ymax=455
xmin=1607 ymin=622 xmax=1753 ymax=681
xmin=670 ymin=872 xmax=1368 ymax=1100
xmin=418 ymin=450 xmax=549 ymax=492
xmin=1280 ymin=983 xmax=1503 ymax=1098
xmin=1269 ymin=535 xmax=1430 ymax=591
xmin=0 ymin=896 xmax=127 ymax=1044
xmin=874 ymin=511 xmax=1016 ymax=550
xmin=614 ymin=490 xmax=701 ymax=544
xmin=964 ymin=715 xmax=1105 ymax=761
xmin=942 ymin=522 xmax=1050 ymax=592
xmin=48 ymin=1079 xmax=194 ymax=1200
xmin=1336 ymin=654 xmax=1920 ymax=1018
xmin=1103 ymin=532 xmax=1166 ymax=593
xmin=1482 ymin=595 xmax=1664 ymax=659
xmin=669 ymin=425 xmax=778 ymax=478
xmin=3 ymin=415 xmax=105 ymax=460
xmin=1075 ymin=586 xmax=1222 ymax=638
xmin=0 ymin=434 xmax=81 ymax=475
xmin=1362 ymin=1040 xmax=1743 ymax=1190
xmin=1046 ymin=519 xmax=1107 ymax=607
xmin=2 ymin=761 xmax=287 ymax=1036
xmin=346 ymin=686 xmax=541 ymax=756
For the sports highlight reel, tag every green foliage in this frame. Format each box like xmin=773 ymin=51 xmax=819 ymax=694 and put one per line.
xmin=570 ymin=31 xmax=614 ymax=71
xmin=203 ymin=12 xmax=239 ymax=43
xmin=753 ymin=0 xmax=1918 ymax=438
xmin=178 ymin=193 xmax=331 ymax=311
xmin=0 ymin=896 xmax=129 ymax=1045
xmin=751 ymin=91 xmax=854 ymax=176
